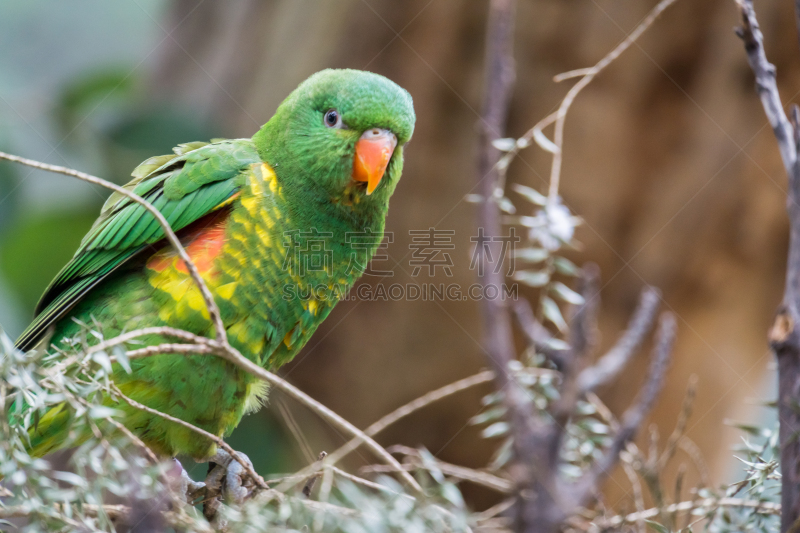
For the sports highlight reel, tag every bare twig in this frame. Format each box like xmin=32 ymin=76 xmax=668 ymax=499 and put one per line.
xmin=0 ymin=151 xmax=227 ymax=342
xmin=735 ymin=1 xmax=796 ymax=174
xmin=366 ymin=445 xmax=513 ymax=494
xmin=535 ymin=0 xmax=680 ymax=202
xmin=324 ymin=370 xmax=495 ymax=465
xmin=329 ymin=465 xmax=413 ymax=500
xmin=109 ymin=383 xmax=269 ymax=491
xmin=85 ymin=327 xmax=212 ymax=356
xmin=736 ymin=2 xmax=800 ymax=529
xmin=302 ymin=451 xmax=327 ymax=497
xmin=658 ymin=375 xmax=698 ymax=470
xmin=512 ymin=299 xmax=567 ymax=366
xmin=678 ymin=436 xmax=711 ymax=487
xmin=589 ymin=497 xmax=781 ymax=529
xmin=620 ymin=455 xmax=647 ymax=533
xmin=0 ymin=504 xmax=212 ymax=532
xmin=571 ymin=312 xmax=675 ymax=508
xmin=577 ymin=287 xmax=661 ymax=393
xmin=88 ymin=326 xmax=424 ymax=495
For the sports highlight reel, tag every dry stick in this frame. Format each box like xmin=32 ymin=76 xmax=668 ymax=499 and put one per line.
xmin=678 ymin=436 xmax=711 ymax=487
xmin=552 ymin=265 xmax=600 ymax=433
xmin=736 ymin=2 xmax=800 ymax=530
xmin=0 ymin=151 xmax=227 ymax=342
xmin=125 ymin=343 xmax=214 ymax=359
xmin=114 ymin=336 xmax=424 ymax=495
xmin=475 ymin=0 xmax=520 ymax=419
xmin=546 ymin=0 xmax=679 ymax=200
xmin=211 ymin=346 xmax=424 ymax=495
xmin=525 ymin=0 xmax=680 ymax=202
xmin=0 ymin=504 xmax=212 ymax=532
xmin=657 ymin=374 xmax=698 ymax=470
xmin=620 ymin=457 xmax=647 ymax=533
xmin=302 ymin=451 xmax=328 ymax=497
xmin=85 ymin=327 xmax=213 ymax=356
xmin=278 ymin=399 xmax=317 ymax=465
xmin=570 ymin=312 xmax=676 ymax=509
xmin=591 ymin=497 xmax=781 ymax=528
xmin=577 ymin=287 xmax=661 ymax=393
xmin=329 ymin=465 xmax=413 ymax=500
xmin=0 ymin=150 xmax=422 ymax=495
xmin=324 ymin=369 xmax=496 ymax=465
xmin=474 ymin=498 xmax=515 ymax=523
xmin=512 ymin=299 xmax=567 ymax=366
xmin=109 ymin=384 xmax=269 ymax=490
xmin=363 ymin=462 xmax=512 ymax=495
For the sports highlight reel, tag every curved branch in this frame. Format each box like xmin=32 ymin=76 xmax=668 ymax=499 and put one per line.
xmin=577 ymin=287 xmax=661 ymax=394
xmin=0 ymin=151 xmax=227 ymax=342
xmin=570 ymin=312 xmax=676 ymax=508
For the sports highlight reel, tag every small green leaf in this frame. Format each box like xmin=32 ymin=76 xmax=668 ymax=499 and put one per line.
xmin=550 ymin=282 xmax=584 ymax=305
xmin=512 ymin=184 xmax=547 ymax=205
xmin=52 ymin=470 xmax=88 ymax=488
xmin=542 ymin=296 xmax=567 ymax=331
xmin=89 ymin=406 xmax=121 ymax=419
xmin=645 ymin=520 xmax=670 ymax=533
xmin=481 ymin=421 xmax=509 ymax=439
xmin=553 ymin=256 xmax=580 ymax=276
xmin=492 ymin=137 xmax=516 ymax=151
xmin=464 ymin=194 xmax=484 ymax=203
xmin=498 ymin=196 xmax=516 ymax=214
xmin=91 ymin=351 xmax=112 ymax=373
xmin=512 ymin=248 xmax=549 ymax=262
xmin=113 ymin=345 xmax=131 ymax=374
xmin=514 ymin=270 xmax=550 ymax=287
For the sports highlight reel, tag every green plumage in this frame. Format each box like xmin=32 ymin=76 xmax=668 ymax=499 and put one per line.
xmin=14 ymin=69 xmax=415 ymax=460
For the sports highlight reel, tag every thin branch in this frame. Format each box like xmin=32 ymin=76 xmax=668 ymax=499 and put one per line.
xmin=512 ymin=299 xmax=567 ymax=366
xmin=621 ymin=456 xmax=647 ymax=533
xmin=363 ymin=448 xmax=513 ymax=494
xmin=735 ymin=1 xmax=796 ymax=175
xmin=0 ymin=151 xmax=227 ymax=342
xmin=736 ymin=2 xmax=800 ymax=529
xmin=551 ymin=264 xmax=600 ymax=433
xmin=125 ymin=342 xmax=214 ymax=359
xmin=0 ymin=504 xmax=212 ymax=532
xmin=522 ymin=0 xmax=680 ymax=201
xmin=571 ymin=312 xmax=676 ymax=508
xmin=588 ymin=497 xmax=781 ymax=528
xmin=278 ymin=399 xmax=317 ymax=465
xmin=474 ymin=498 xmax=515 ymax=523
xmin=85 ymin=327 xmax=213 ymax=356
xmin=678 ymin=436 xmax=711 ymax=487
xmin=302 ymin=451 xmax=327 ymax=497
xmin=109 ymin=383 xmax=269 ymax=491
xmin=658 ymin=374 xmax=698 ymax=470
xmin=577 ymin=287 xmax=661 ymax=394
xmin=84 ymin=326 xmax=424 ymax=495
xmin=329 ymin=465 xmax=413 ymax=500
xmin=324 ymin=370 xmax=495 ymax=465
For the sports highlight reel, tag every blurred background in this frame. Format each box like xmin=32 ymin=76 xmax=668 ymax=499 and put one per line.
xmin=0 ymin=0 xmax=793 ymax=512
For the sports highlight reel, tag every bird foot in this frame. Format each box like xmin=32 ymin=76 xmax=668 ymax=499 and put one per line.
xmin=203 ymin=449 xmax=257 ymax=522
xmin=171 ymin=458 xmax=206 ymax=505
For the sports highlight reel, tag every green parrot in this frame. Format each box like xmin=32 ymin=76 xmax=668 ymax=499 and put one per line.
xmin=13 ymin=69 xmax=415 ymax=461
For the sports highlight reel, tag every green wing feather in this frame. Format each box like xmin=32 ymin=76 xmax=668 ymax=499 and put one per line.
xmin=15 ymin=138 xmax=260 ymax=351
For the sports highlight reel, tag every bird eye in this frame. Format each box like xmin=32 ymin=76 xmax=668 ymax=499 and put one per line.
xmin=324 ymin=109 xmax=342 ymax=128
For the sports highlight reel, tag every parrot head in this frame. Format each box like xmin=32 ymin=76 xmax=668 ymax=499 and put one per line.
xmin=253 ymin=69 xmax=415 ymax=208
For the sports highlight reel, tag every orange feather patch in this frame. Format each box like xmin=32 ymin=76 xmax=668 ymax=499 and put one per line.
xmin=146 ymin=211 xmax=229 ymax=276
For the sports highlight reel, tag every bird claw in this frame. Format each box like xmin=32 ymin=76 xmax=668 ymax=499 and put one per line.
xmin=203 ymin=449 xmax=257 ymax=522
xmin=172 ymin=458 xmax=206 ymax=505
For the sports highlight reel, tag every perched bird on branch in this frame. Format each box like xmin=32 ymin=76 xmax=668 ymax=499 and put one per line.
xmin=14 ymin=69 xmax=415 ymax=461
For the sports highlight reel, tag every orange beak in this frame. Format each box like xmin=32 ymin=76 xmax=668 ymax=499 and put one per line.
xmin=352 ymin=128 xmax=398 ymax=195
